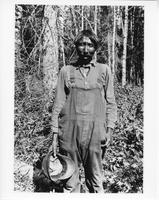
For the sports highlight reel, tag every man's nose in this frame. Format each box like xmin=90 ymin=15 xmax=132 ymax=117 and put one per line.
xmin=84 ymin=45 xmax=89 ymax=53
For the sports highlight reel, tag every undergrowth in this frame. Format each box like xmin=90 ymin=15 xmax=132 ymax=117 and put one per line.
xmin=14 ymin=82 xmax=143 ymax=193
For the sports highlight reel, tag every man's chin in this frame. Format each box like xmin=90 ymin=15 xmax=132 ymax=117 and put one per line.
xmin=80 ymin=56 xmax=92 ymax=62
xmin=83 ymin=56 xmax=90 ymax=59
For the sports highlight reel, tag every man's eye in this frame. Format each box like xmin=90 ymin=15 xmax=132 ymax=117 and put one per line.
xmin=88 ymin=44 xmax=94 ymax=48
xmin=79 ymin=43 xmax=84 ymax=46
xmin=78 ymin=42 xmax=94 ymax=48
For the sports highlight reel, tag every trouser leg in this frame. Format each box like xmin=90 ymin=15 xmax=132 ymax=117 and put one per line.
xmin=84 ymin=148 xmax=104 ymax=193
xmin=60 ymin=149 xmax=81 ymax=193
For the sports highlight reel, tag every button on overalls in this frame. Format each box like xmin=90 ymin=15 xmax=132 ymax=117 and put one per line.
xmin=58 ymin=66 xmax=107 ymax=193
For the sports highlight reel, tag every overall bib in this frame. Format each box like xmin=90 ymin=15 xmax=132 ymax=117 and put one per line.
xmin=58 ymin=66 xmax=107 ymax=193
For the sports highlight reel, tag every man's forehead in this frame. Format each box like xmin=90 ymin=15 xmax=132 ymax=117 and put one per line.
xmin=78 ymin=36 xmax=93 ymax=43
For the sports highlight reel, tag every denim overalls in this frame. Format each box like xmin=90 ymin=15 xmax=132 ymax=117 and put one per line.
xmin=58 ymin=65 xmax=107 ymax=192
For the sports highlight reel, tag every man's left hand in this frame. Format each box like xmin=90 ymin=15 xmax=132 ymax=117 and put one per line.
xmin=105 ymin=127 xmax=113 ymax=147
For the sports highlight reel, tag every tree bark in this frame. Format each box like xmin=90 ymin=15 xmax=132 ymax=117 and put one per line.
xmin=58 ymin=6 xmax=65 ymax=67
xmin=122 ymin=6 xmax=128 ymax=87
xmin=107 ymin=31 xmax=111 ymax=68
xmin=43 ymin=6 xmax=59 ymax=99
xmin=70 ymin=6 xmax=78 ymax=36
xmin=130 ymin=7 xmax=135 ymax=85
xmin=81 ymin=6 xmax=84 ymax=30
xmin=15 ymin=5 xmax=22 ymax=66
xmin=112 ymin=6 xmax=116 ymax=75
xmin=94 ymin=6 xmax=97 ymax=61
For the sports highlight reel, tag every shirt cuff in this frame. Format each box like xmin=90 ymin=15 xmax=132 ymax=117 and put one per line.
xmin=51 ymin=126 xmax=58 ymax=133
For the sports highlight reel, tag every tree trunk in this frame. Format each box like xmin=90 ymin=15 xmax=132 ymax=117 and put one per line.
xmin=112 ymin=6 xmax=116 ymax=75
xmin=94 ymin=6 xmax=97 ymax=61
xmin=43 ymin=5 xmax=59 ymax=100
xmin=58 ymin=6 xmax=65 ymax=67
xmin=15 ymin=5 xmax=22 ymax=67
xmin=107 ymin=31 xmax=111 ymax=68
xmin=81 ymin=6 xmax=84 ymax=30
xmin=70 ymin=6 xmax=78 ymax=36
xmin=130 ymin=7 xmax=135 ymax=85
xmin=116 ymin=6 xmax=121 ymax=27
xmin=122 ymin=6 xmax=128 ymax=87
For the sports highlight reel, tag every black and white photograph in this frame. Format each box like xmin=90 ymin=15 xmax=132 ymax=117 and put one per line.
xmin=14 ymin=3 xmax=144 ymax=193
xmin=0 ymin=0 xmax=158 ymax=199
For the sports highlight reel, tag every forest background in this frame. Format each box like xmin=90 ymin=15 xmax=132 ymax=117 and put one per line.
xmin=14 ymin=4 xmax=144 ymax=193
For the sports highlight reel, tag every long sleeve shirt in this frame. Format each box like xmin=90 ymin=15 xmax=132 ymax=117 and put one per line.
xmin=51 ymin=60 xmax=117 ymax=133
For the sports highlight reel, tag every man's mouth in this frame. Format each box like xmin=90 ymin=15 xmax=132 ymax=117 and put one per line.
xmin=83 ymin=54 xmax=90 ymax=58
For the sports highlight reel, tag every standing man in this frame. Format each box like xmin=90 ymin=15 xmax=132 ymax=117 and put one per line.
xmin=51 ymin=30 xmax=117 ymax=193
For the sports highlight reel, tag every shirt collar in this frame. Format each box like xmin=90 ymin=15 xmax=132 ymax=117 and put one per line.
xmin=73 ymin=59 xmax=96 ymax=69
xmin=89 ymin=59 xmax=96 ymax=67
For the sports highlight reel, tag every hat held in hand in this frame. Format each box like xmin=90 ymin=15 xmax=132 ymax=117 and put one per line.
xmin=42 ymin=151 xmax=75 ymax=182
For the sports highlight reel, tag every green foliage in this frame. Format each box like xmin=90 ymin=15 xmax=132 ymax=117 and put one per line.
xmin=102 ymin=82 xmax=143 ymax=193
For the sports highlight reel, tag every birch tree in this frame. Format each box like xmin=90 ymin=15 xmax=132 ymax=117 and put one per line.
xmin=43 ymin=6 xmax=59 ymax=100
xmin=15 ymin=5 xmax=22 ymax=65
xmin=81 ymin=6 xmax=84 ymax=30
xmin=57 ymin=6 xmax=66 ymax=67
xmin=129 ymin=7 xmax=135 ymax=84
xmin=112 ymin=6 xmax=117 ymax=75
xmin=94 ymin=6 xmax=97 ymax=61
xmin=122 ymin=6 xmax=128 ymax=87
xmin=70 ymin=6 xmax=78 ymax=35
xmin=107 ymin=31 xmax=111 ymax=68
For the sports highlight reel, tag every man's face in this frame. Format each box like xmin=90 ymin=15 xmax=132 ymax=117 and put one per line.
xmin=76 ymin=36 xmax=96 ymax=63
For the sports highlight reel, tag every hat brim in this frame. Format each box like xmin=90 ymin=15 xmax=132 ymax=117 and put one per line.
xmin=42 ymin=152 xmax=75 ymax=182
xmin=57 ymin=154 xmax=75 ymax=180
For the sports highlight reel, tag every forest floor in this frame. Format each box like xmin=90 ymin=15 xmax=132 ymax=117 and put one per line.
xmin=14 ymin=83 xmax=143 ymax=193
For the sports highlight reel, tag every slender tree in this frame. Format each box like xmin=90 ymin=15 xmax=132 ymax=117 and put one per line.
xmin=81 ymin=6 xmax=84 ymax=30
xmin=94 ymin=6 xmax=97 ymax=61
xmin=57 ymin=6 xmax=66 ymax=67
xmin=15 ymin=5 xmax=22 ymax=67
xmin=112 ymin=6 xmax=117 ymax=75
xmin=129 ymin=7 xmax=135 ymax=84
xmin=70 ymin=6 xmax=78 ymax=35
xmin=122 ymin=6 xmax=128 ymax=87
xmin=107 ymin=31 xmax=111 ymax=67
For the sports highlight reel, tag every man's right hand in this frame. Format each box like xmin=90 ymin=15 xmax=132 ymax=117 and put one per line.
xmin=50 ymin=132 xmax=58 ymax=157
